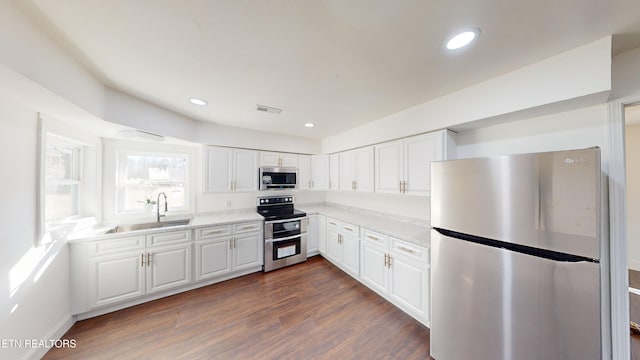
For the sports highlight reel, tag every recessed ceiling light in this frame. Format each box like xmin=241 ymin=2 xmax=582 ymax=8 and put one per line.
xmin=304 ymin=123 xmax=315 ymax=128
xmin=190 ymin=98 xmax=208 ymax=106
xmin=446 ymin=28 xmax=480 ymax=50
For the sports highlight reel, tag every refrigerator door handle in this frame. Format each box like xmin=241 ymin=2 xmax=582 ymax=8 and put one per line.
xmin=432 ymin=227 xmax=598 ymax=264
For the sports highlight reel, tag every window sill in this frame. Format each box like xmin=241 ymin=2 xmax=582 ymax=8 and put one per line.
xmin=43 ymin=217 xmax=98 ymax=245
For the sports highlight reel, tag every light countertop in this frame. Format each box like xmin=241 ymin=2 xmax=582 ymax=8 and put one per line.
xmin=297 ymin=204 xmax=430 ymax=248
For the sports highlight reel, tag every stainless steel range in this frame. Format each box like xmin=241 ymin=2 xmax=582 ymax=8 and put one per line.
xmin=257 ymin=195 xmax=307 ymax=272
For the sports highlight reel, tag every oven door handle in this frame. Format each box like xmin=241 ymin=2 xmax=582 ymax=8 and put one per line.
xmin=265 ymin=217 xmax=307 ymax=225
xmin=265 ymin=234 xmax=304 ymax=243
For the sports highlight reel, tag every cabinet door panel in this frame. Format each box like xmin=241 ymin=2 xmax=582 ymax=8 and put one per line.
xmin=311 ymin=155 xmax=330 ymax=190
xmin=259 ymin=151 xmax=281 ymax=167
xmin=233 ymin=233 xmax=262 ymax=271
xmin=375 ymin=141 xmax=403 ymax=194
xmin=355 ymin=147 xmax=374 ymax=192
xmin=298 ymin=155 xmax=311 ymax=190
xmin=204 ymin=146 xmax=233 ymax=192
xmin=318 ymin=215 xmax=327 ymax=254
xmin=326 ymin=228 xmax=342 ymax=263
xmin=405 ymin=132 xmax=443 ymax=197
xmin=341 ymin=234 xmax=360 ymax=276
xmin=234 ymin=149 xmax=258 ymax=192
xmin=361 ymin=243 xmax=388 ymax=294
xmin=90 ymin=252 xmax=145 ymax=308
xmin=307 ymin=215 xmax=319 ymax=255
xmin=196 ymin=238 xmax=231 ymax=280
xmin=329 ymin=154 xmax=340 ymax=190
xmin=339 ymin=151 xmax=356 ymax=191
xmin=280 ymin=153 xmax=299 ymax=167
xmin=389 ymin=256 xmax=429 ymax=321
xmin=147 ymin=244 xmax=192 ymax=294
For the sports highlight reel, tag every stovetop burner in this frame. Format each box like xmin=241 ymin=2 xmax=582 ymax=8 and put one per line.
xmin=256 ymin=195 xmax=306 ymax=221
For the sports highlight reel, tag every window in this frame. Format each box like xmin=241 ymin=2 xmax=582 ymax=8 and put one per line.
xmin=44 ymin=136 xmax=82 ymax=224
xmin=116 ymin=151 xmax=189 ymax=213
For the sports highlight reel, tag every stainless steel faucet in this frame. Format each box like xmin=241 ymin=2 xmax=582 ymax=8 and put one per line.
xmin=157 ymin=192 xmax=168 ymax=222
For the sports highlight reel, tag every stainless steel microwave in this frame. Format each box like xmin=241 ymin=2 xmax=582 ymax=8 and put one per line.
xmin=259 ymin=167 xmax=298 ymax=190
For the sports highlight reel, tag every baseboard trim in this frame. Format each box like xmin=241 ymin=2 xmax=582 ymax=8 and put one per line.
xmin=22 ymin=314 xmax=75 ymax=360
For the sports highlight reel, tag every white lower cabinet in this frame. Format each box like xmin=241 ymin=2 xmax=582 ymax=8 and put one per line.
xmin=325 ymin=218 xmax=360 ymax=277
xmin=74 ymin=221 xmax=263 ymax=316
xmin=307 ymin=214 xmax=319 ymax=256
xmin=89 ymin=250 xmax=146 ymax=307
xmin=359 ymin=229 xmax=430 ymax=325
xmin=88 ymin=230 xmax=192 ymax=309
xmin=195 ymin=222 xmax=262 ymax=281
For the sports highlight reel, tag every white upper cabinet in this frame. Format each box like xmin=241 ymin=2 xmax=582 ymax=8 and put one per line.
xmin=375 ymin=130 xmax=454 ymax=197
xmin=339 ymin=151 xmax=356 ymax=191
xmin=298 ymin=154 xmax=311 ymax=190
xmin=204 ymin=146 xmax=258 ymax=192
xmin=329 ymin=153 xmax=340 ymax=191
xmin=340 ymin=146 xmax=374 ymax=192
xmin=233 ymin=149 xmax=259 ymax=192
xmin=310 ymin=154 xmax=329 ymax=190
xmin=375 ymin=140 xmax=403 ymax=194
xmin=260 ymin=151 xmax=298 ymax=167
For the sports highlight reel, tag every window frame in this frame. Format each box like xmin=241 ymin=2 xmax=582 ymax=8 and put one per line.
xmin=38 ymin=132 xmax=85 ymax=244
xmin=114 ymin=149 xmax=191 ymax=215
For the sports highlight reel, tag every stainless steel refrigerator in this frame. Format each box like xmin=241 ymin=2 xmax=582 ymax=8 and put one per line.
xmin=430 ymin=148 xmax=602 ymax=360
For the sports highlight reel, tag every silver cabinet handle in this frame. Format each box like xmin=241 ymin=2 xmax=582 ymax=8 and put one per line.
xmin=344 ymin=227 xmax=354 ymax=232
xmin=141 ymin=253 xmax=145 ymax=267
xmin=397 ymin=245 xmax=415 ymax=254
xmin=367 ymin=235 xmax=380 ymax=242
xmin=229 ymin=238 xmax=233 ymax=250
xmin=146 ymin=252 xmax=152 ymax=266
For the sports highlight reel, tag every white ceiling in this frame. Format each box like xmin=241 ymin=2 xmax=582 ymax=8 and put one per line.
xmin=16 ymin=0 xmax=640 ymax=140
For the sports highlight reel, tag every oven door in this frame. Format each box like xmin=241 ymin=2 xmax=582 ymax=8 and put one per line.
xmin=265 ymin=218 xmax=306 ymax=239
xmin=264 ymin=234 xmax=308 ymax=272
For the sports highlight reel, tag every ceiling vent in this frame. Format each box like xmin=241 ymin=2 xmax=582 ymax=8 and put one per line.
xmin=256 ymin=104 xmax=282 ymax=114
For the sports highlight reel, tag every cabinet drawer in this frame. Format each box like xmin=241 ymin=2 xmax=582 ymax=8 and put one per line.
xmin=326 ymin=217 xmax=340 ymax=230
xmin=147 ymin=230 xmax=191 ymax=247
xmin=196 ymin=225 xmax=231 ymax=240
xmin=362 ymin=229 xmax=389 ymax=248
xmin=89 ymin=235 xmax=145 ymax=256
xmin=390 ymin=238 xmax=429 ymax=264
xmin=233 ymin=221 xmax=262 ymax=234
xmin=341 ymin=222 xmax=359 ymax=236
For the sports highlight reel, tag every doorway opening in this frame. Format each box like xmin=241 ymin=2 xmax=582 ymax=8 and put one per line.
xmin=624 ymin=102 xmax=640 ymax=356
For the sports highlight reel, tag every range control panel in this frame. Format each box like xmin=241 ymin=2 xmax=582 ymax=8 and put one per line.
xmin=257 ymin=195 xmax=294 ymax=206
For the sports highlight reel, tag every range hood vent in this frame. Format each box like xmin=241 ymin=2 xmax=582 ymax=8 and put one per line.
xmin=256 ymin=104 xmax=282 ymax=114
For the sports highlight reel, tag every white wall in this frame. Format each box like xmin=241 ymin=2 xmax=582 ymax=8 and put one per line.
xmin=612 ymin=46 xmax=640 ymax=101
xmin=0 ymin=0 xmax=104 ymax=119
xmin=0 ymin=100 xmax=73 ymax=360
xmin=625 ymin=123 xmax=640 ymax=271
xmin=456 ymin=105 xmax=608 ymax=159
xmin=105 ymin=88 xmax=321 ymax=154
xmin=322 ymin=37 xmax=612 ymax=154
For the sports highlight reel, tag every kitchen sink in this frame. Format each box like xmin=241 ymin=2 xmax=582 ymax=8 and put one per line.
xmin=104 ymin=219 xmax=191 ymax=234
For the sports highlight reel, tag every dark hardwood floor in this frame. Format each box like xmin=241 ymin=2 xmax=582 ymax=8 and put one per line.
xmin=43 ymin=256 xmax=431 ymax=360
xmin=631 ymin=270 xmax=640 ymax=360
